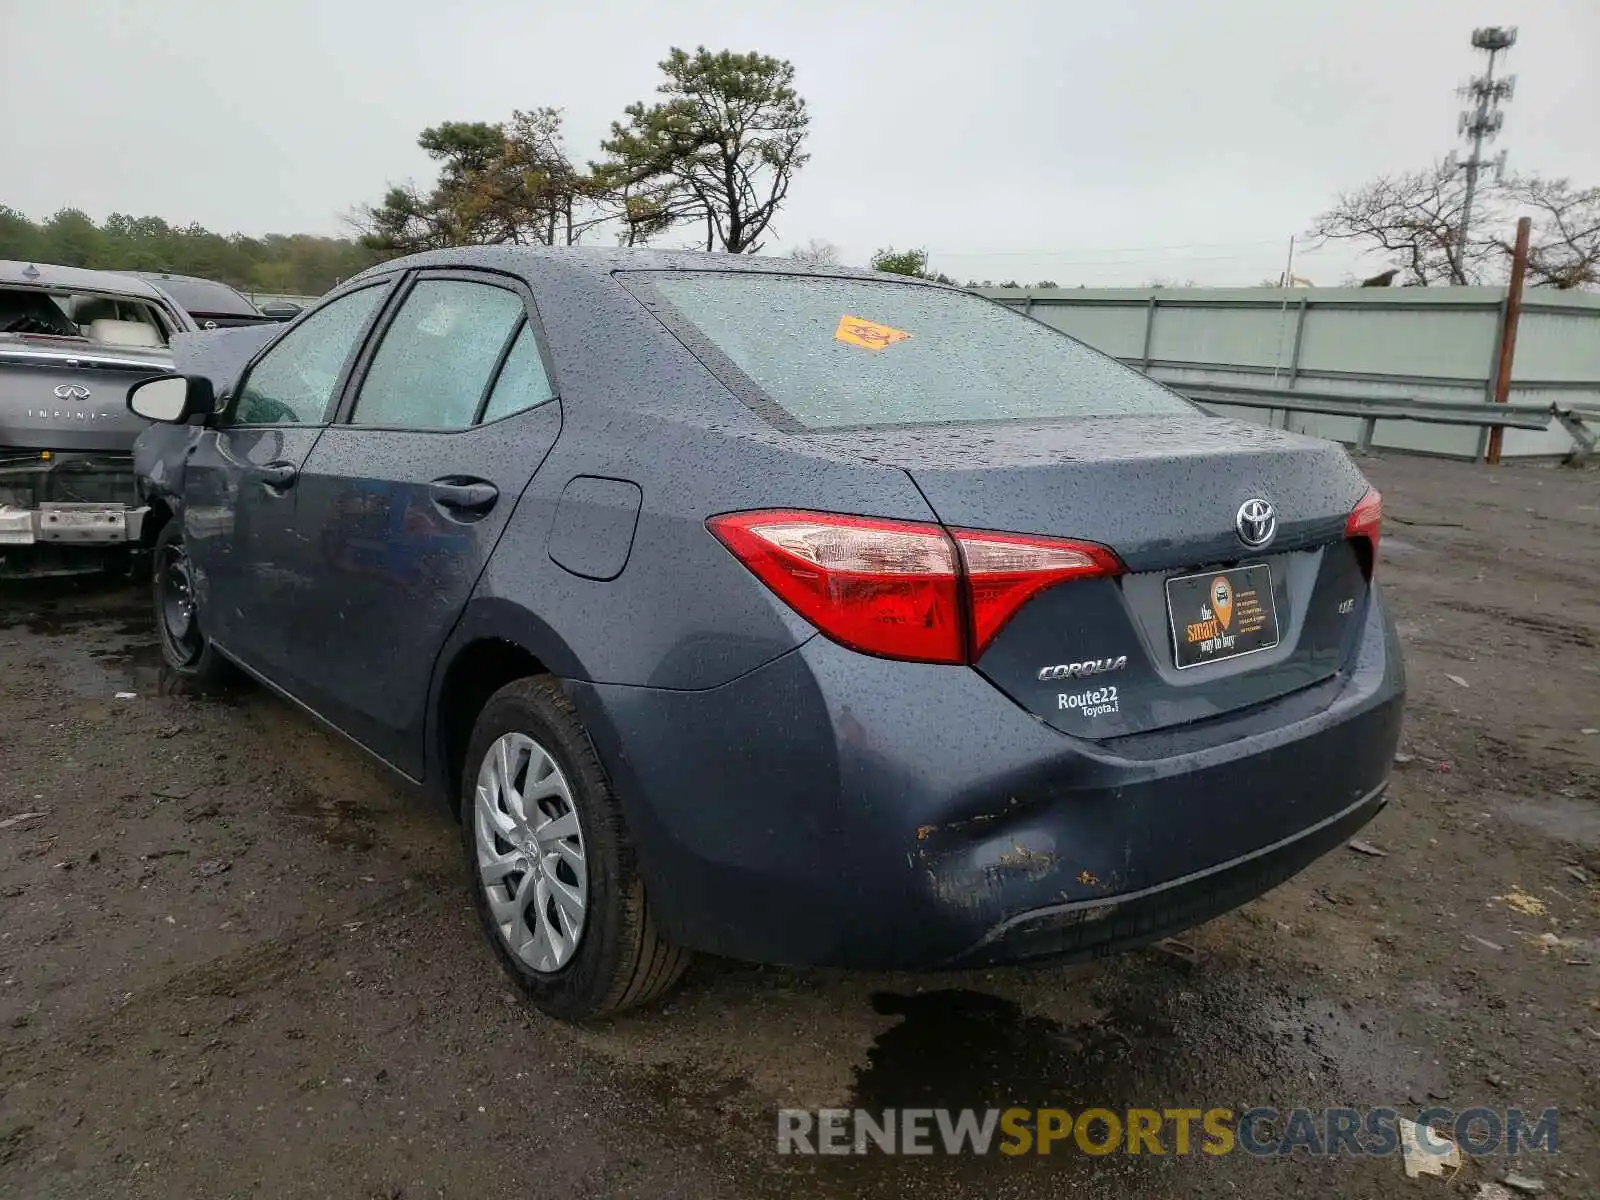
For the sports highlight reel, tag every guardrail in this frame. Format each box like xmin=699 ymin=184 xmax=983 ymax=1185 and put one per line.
xmin=1168 ymin=381 xmax=1596 ymax=462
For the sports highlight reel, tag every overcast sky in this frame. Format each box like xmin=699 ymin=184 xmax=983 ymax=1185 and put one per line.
xmin=3 ymin=0 xmax=1596 ymax=286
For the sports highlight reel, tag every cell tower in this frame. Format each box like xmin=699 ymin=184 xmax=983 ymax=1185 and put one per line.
xmin=1445 ymin=26 xmax=1517 ymax=266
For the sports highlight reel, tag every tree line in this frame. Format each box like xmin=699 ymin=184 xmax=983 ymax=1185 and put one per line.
xmin=0 ymin=205 xmax=378 ymax=296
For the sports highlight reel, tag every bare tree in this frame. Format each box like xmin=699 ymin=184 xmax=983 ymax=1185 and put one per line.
xmin=1497 ymin=175 xmax=1600 ymax=290
xmin=1306 ymin=162 xmax=1499 ymax=286
xmin=787 ymin=238 xmax=841 ymax=266
xmin=1310 ymin=163 xmax=1600 ymax=291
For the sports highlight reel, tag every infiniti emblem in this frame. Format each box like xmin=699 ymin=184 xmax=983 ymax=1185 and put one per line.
xmin=53 ymin=383 xmax=91 ymax=401
xmin=1235 ymin=498 xmax=1277 ymax=548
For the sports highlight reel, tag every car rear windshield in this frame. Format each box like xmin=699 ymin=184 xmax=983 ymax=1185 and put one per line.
xmin=642 ymin=271 xmax=1192 ymax=430
xmin=0 ymin=286 xmax=171 ymax=348
xmin=147 ymin=276 xmax=260 ymax=317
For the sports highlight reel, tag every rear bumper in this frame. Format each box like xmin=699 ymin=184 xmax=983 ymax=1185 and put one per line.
xmin=0 ymin=451 xmax=146 ymax=547
xmin=570 ymin=589 xmax=1405 ymax=970
xmin=0 ymin=503 xmax=148 ymax=546
xmin=957 ymin=780 xmax=1386 ymax=966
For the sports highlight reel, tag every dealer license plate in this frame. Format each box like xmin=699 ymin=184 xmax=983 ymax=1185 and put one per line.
xmin=1165 ymin=563 xmax=1280 ymax=670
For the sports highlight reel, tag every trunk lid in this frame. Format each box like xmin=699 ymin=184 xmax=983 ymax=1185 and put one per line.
xmin=0 ymin=336 xmax=171 ymax=452
xmin=806 ymin=415 xmax=1375 ymax=738
xmin=170 ymin=324 xmax=280 ymax=390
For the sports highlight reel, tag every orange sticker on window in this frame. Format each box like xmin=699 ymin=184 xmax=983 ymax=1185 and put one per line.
xmin=834 ymin=315 xmax=911 ymax=351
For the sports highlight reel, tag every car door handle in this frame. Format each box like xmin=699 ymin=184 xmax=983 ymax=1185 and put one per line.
xmin=429 ymin=478 xmax=498 ymax=514
xmin=259 ymin=461 xmax=298 ymax=488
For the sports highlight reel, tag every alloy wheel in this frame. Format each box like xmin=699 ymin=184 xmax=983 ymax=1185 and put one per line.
xmin=473 ymin=732 xmax=589 ymax=973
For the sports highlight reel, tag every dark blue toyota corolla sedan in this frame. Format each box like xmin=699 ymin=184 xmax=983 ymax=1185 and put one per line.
xmin=128 ymin=248 xmax=1404 ymax=1019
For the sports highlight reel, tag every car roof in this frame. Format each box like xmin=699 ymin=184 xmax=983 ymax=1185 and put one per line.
xmin=346 ymin=245 xmax=927 ymax=287
xmin=0 ymin=258 xmax=174 ymax=300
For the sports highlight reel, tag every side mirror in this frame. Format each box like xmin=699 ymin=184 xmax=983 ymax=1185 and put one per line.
xmin=128 ymin=374 xmax=215 ymax=424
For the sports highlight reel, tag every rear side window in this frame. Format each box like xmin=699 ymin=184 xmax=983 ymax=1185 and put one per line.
xmin=234 ymin=284 xmax=386 ymax=425
xmin=351 ymin=279 xmax=525 ymax=430
xmin=479 ymin=324 xmax=555 ymax=423
xmin=643 ymin=272 xmax=1192 ymax=430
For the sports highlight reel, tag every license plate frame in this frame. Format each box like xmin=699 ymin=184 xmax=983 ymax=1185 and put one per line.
xmin=1165 ymin=562 xmax=1280 ymax=670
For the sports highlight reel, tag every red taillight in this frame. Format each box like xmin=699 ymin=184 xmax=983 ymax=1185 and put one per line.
xmin=953 ymin=528 xmax=1125 ymax=654
xmin=708 ymin=510 xmax=1121 ymax=664
xmin=1346 ymin=487 xmax=1383 ymax=574
xmin=707 ymin=511 xmax=963 ymax=663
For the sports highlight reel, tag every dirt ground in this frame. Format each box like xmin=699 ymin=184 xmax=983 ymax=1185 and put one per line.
xmin=1 ymin=453 xmax=1596 ymax=1199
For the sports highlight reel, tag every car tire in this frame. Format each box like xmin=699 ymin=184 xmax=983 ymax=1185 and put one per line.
xmin=151 ymin=519 xmax=229 ymax=685
xmin=460 ymin=676 xmax=690 ymax=1020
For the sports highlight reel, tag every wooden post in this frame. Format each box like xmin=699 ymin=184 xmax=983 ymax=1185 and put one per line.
xmin=1487 ymin=215 xmax=1532 ymax=465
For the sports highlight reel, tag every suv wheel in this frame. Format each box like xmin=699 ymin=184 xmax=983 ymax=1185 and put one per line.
xmin=461 ymin=677 xmax=690 ymax=1020
xmin=151 ymin=520 xmax=229 ymax=684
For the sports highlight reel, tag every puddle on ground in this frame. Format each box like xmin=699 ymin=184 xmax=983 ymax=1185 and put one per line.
xmin=1499 ymin=793 xmax=1600 ymax=848
xmin=0 ymin=576 xmax=148 ymax=634
xmin=852 ymin=954 xmax=1444 ymax=1116
xmin=855 ymin=990 xmax=1089 ymax=1110
xmin=628 ymin=954 xmax=1457 ymax=1194
xmin=277 ymin=784 xmax=379 ymax=852
xmin=23 ymin=633 xmax=216 ymax=702
xmin=89 ymin=640 xmax=170 ymax=689
xmin=0 ymin=578 xmax=249 ymax=703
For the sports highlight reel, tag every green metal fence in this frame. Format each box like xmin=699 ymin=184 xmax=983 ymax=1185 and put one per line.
xmin=978 ymin=285 xmax=1600 ymax=459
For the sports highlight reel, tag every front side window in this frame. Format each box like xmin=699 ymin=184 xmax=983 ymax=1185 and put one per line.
xmin=350 ymin=279 xmax=526 ymax=430
xmin=641 ymin=272 xmax=1194 ymax=430
xmin=234 ymin=285 xmax=386 ymax=425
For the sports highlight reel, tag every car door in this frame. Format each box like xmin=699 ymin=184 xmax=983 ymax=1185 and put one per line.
xmin=289 ymin=270 xmax=562 ymax=774
xmin=181 ymin=281 xmax=391 ymax=686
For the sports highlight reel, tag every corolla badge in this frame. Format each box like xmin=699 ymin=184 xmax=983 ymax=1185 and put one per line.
xmin=1037 ymin=655 xmax=1128 ymax=681
xmin=53 ymin=383 xmax=91 ymax=401
xmin=1235 ymin=498 xmax=1277 ymax=548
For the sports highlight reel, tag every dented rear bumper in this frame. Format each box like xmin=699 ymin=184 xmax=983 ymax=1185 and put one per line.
xmin=0 ymin=451 xmax=146 ymax=548
xmin=569 ymin=587 xmax=1405 ymax=969
xmin=0 ymin=502 xmax=148 ymax=546
xmin=0 ymin=451 xmax=148 ymax=575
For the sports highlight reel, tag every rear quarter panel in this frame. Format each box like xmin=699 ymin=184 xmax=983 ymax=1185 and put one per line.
xmin=458 ymin=260 xmax=942 ymax=689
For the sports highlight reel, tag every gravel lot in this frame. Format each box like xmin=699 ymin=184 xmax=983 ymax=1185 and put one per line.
xmin=1 ymin=453 xmax=1596 ymax=1199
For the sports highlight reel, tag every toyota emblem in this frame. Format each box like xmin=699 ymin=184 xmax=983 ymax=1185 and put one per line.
xmin=53 ymin=383 xmax=91 ymax=401
xmin=1235 ymin=498 xmax=1277 ymax=548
